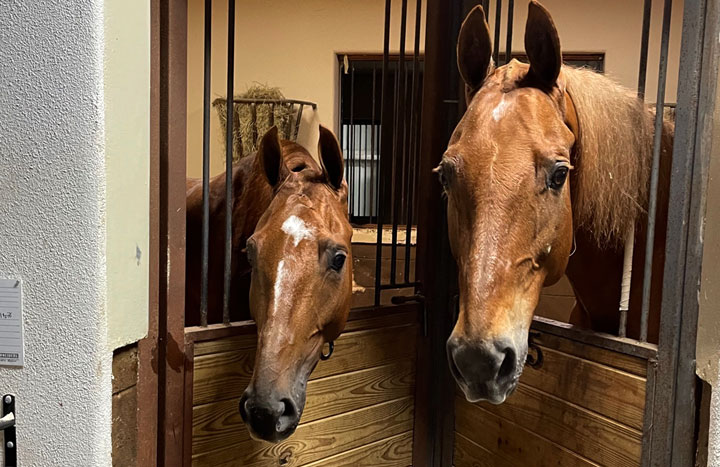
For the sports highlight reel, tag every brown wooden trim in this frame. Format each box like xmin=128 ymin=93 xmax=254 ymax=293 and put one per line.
xmin=532 ymin=316 xmax=658 ymax=360
xmin=157 ymin=0 xmax=188 ymax=465
xmin=184 ymin=303 xmax=421 ymax=344
xmin=136 ymin=0 xmax=161 ymax=464
xmin=412 ymin=1 xmax=459 ymax=466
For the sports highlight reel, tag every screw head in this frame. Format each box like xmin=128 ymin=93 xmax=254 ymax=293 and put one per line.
xmin=6 ymin=441 xmax=13 ymax=449
xmin=3 ymin=396 xmax=11 ymax=404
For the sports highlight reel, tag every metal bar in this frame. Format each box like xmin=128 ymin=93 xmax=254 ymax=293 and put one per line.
xmin=200 ymin=0 xmax=212 ymax=328
xmin=250 ymin=103 xmax=258 ymax=149
xmin=651 ymin=0 xmax=719 ymax=463
xmin=362 ymin=124 xmax=368 ymax=218
xmin=640 ymin=358 xmax=658 ymax=466
xmin=375 ymin=0 xmax=392 ymax=306
xmin=223 ymin=0 xmax=235 ymax=325
xmin=370 ymin=65 xmax=377 ymax=224
xmin=505 ymin=0 xmax=514 ymax=64
xmin=404 ymin=0 xmax=422 ymax=281
xmin=390 ymin=0 xmax=409 ymax=286
xmin=378 ymin=281 xmax=421 ymax=291
xmin=493 ymin=0 xmax=502 ymax=65
xmin=639 ymin=0 xmax=673 ymax=342
xmin=229 ymin=98 xmax=317 ymax=108
xmin=294 ymin=103 xmax=305 ymax=140
xmin=269 ymin=103 xmax=274 ymax=127
xmin=637 ymin=0 xmax=653 ymax=99
xmin=349 ymin=65 xmax=356 ymax=217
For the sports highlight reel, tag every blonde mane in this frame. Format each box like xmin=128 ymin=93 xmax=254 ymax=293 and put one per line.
xmin=562 ymin=66 xmax=673 ymax=246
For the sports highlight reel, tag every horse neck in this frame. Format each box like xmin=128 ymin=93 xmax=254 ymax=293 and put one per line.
xmin=563 ymin=123 xmax=673 ymax=343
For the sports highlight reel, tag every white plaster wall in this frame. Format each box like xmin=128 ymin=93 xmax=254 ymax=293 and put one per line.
xmin=0 ymin=1 xmax=111 ymax=465
xmin=104 ymin=0 xmax=150 ymax=350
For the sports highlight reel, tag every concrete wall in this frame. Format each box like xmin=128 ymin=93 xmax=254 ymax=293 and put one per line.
xmin=104 ymin=0 xmax=150 ymax=350
xmin=186 ymin=0 xmax=683 ymax=178
xmin=0 ymin=1 xmax=111 ymax=465
xmin=186 ymin=0 xmax=426 ymax=177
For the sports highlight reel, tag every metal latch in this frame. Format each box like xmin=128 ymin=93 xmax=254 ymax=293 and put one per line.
xmin=2 ymin=395 xmax=16 ymax=467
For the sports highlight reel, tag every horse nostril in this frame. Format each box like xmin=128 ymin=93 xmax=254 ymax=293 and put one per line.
xmin=238 ymin=394 xmax=250 ymax=422
xmin=497 ymin=346 xmax=516 ymax=380
xmin=280 ymin=398 xmax=297 ymax=418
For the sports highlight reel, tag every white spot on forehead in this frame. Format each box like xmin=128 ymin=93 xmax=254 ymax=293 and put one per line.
xmin=492 ymin=95 xmax=511 ymax=122
xmin=281 ymin=214 xmax=314 ymax=247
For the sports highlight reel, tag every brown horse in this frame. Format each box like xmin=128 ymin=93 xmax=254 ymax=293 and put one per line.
xmin=186 ymin=126 xmax=353 ymax=441
xmin=439 ymin=1 xmax=673 ymax=403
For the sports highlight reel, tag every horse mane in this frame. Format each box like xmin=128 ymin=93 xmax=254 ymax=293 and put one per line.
xmin=562 ymin=66 xmax=672 ymax=246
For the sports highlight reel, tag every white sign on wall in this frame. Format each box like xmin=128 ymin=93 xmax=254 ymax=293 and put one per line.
xmin=0 ymin=279 xmax=24 ymax=366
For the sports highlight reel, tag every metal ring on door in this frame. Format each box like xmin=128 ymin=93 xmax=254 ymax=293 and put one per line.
xmin=320 ymin=341 xmax=334 ymax=361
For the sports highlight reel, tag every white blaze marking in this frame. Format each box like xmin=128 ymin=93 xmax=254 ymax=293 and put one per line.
xmin=273 ymin=260 xmax=287 ymax=315
xmin=281 ymin=215 xmax=314 ymax=247
xmin=492 ymin=96 xmax=510 ymax=121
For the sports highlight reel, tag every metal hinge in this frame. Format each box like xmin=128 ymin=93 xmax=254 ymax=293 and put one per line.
xmin=1 ymin=394 xmax=16 ymax=467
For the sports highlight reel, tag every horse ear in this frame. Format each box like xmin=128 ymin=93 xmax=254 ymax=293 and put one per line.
xmin=318 ymin=125 xmax=344 ymax=191
xmin=258 ymin=126 xmax=287 ymax=187
xmin=524 ymin=1 xmax=561 ymax=87
xmin=457 ymin=5 xmax=493 ymax=96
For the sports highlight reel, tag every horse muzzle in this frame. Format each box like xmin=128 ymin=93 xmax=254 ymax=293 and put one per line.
xmin=446 ymin=334 xmax=527 ymax=404
xmin=239 ymin=388 xmax=304 ymax=442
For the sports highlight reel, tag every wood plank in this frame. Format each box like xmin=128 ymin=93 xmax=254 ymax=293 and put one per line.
xmin=301 ymin=431 xmax=413 ymax=467
xmin=455 ymin=397 xmax=599 ymax=467
xmin=192 ymin=361 xmax=415 ymax=454
xmin=454 ymin=432 xmax=516 ymax=467
xmin=193 ymin=324 xmax=417 ymax=405
xmin=192 ymin=397 xmax=414 ymax=467
xmin=532 ymin=331 xmax=647 ymax=377
xmin=521 ymin=346 xmax=646 ymax=429
xmin=193 ymin=310 xmax=418 ymax=356
xmin=467 ymin=383 xmax=642 ymax=466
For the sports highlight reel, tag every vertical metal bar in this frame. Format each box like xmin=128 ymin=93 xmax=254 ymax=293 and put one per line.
xmin=222 ymin=0 xmax=235 ymax=325
xmin=505 ymin=0 xmax=514 ymax=64
xmin=200 ymin=0 xmax=212 ymax=327
xmin=269 ymin=102 xmax=275 ymax=127
xmin=375 ymin=0 xmax=392 ymax=306
xmin=250 ymin=103 xmax=258 ymax=149
xmin=640 ymin=0 xmax=673 ymax=342
xmin=620 ymin=0 xmax=652 ymax=337
xmin=349 ymin=65 xmax=356 ymax=218
xmin=404 ymin=0 xmax=422 ymax=281
xmin=370 ymin=65 xmax=377 ymax=224
xmin=390 ymin=0 xmax=408 ymax=285
xmin=637 ymin=0 xmax=653 ymax=99
xmin=493 ymin=0 xmax=502 ymax=65
xmin=293 ymin=103 xmax=305 ymax=140
xmin=362 ymin=124 xmax=368 ymax=218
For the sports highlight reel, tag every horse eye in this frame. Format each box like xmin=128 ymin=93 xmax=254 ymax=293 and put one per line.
xmin=329 ymin=252 xmax=346 ymax=272
xmin=548 ymin=165 xmax=569 ymax=190
xmin=436 ymin=167 xmax=449 ymax=189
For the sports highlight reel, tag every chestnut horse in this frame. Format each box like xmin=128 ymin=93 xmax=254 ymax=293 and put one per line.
xmin=439 ymin=1 xmax=673 ymax=403
xmin=186 ymin=126 xmax=353 ymax=441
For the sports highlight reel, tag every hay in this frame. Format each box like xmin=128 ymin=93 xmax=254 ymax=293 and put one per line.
xmin=213 ymin=84 xmax=298 ymax=161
